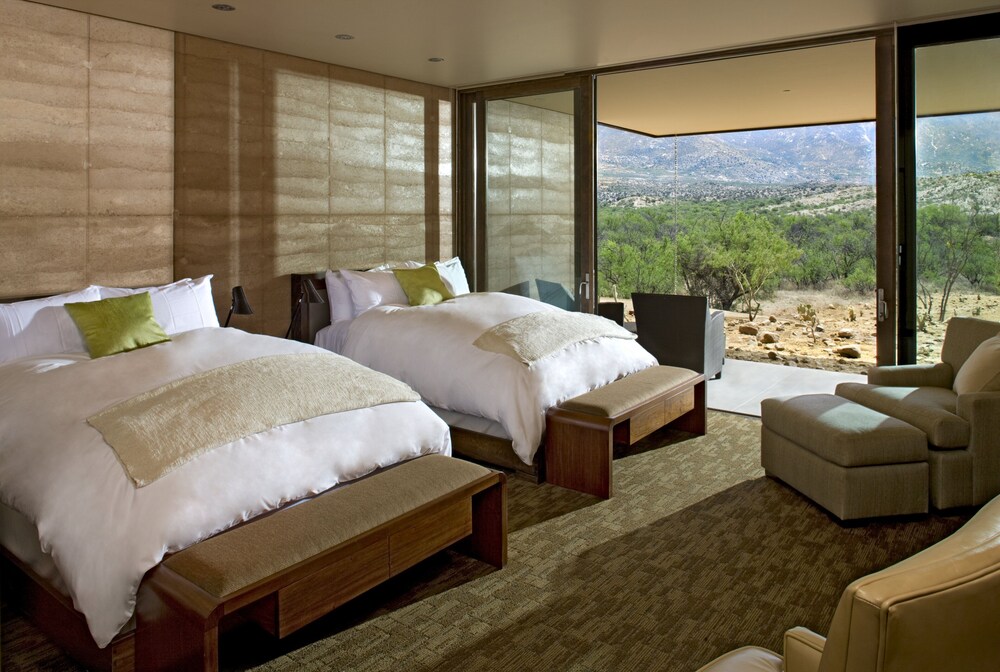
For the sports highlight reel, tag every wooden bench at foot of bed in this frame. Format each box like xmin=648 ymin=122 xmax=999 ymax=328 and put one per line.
xmin=135 ymin=454 xmax=505 ymax=671
xmin=545 ymin=366 xmax=706 ymax=499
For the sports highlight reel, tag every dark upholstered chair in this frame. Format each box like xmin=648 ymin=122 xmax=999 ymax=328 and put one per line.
xmin=631 ymin=293 xmax=725 ymax=379
xmin=597 ymin=301 xmax=625 ymax=326
xmin=536 ymin=279 xmax=576 ymax=310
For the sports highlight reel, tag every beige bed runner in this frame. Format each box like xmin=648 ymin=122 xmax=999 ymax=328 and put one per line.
xmin=89 ymin=353 xmax=420 ymax=487
xmin=473 ymin=310 xmax=635 ymax=365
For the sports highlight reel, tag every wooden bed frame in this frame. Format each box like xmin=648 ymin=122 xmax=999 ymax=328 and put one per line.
xmin=292 ymin=273 xmax=545 ymax=482
xmin=3 ymin=462 xmax=506 ymax=672
xmin=0 ymin=290 xmax=508 ymax=671
xmin=290 ymin=273 xmax=707 ymax=496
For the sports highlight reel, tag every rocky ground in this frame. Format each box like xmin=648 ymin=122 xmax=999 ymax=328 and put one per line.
xmin=619 ymin=289 xmax=1000 ymax=375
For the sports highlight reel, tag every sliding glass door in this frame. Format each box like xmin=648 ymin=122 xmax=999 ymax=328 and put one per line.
xmin=899 ymin=16 xmax=1000 ymax=362
xmin=458 ymin=77 xmax=595 ymax=311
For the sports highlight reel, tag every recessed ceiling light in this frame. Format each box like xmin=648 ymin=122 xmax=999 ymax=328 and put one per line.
xmin=211 ymin=3 xmax=236 ymax=11
xmin=428 ymin=57 xmax=445 ymax=63
xmin=335 ymin=34 xmax=354 ymax=40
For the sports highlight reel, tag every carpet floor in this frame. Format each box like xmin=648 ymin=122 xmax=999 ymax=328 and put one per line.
xmin=1 ymin=411 xmax=971 ymax=671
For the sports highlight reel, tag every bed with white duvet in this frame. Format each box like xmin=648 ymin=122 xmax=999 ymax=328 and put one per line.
xmin=0 ymin=280 xmax=451 ymax=650
xmin=314 ymin=262 xmax=657 ymax=466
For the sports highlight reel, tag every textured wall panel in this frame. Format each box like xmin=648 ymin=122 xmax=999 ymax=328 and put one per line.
xmin=176 ymin=35 xmax=454 ymax=335
xmin=0 ymin=0 xmax=88 ymax=220
xmin=385 ymin=90 xmax=426 ymax=215
xmin=88 ymin=17 xmax=173 ymax=217
xmin=329 ymin=215 xmax=387 ymax=269
xmin=175 ymin=35 xmax=264 ymax=218
xmin=88 ymin=215 xmax=172 ymax=287
xmin=0 ymin=216 xmax=87 ymax=296
xmin=270 ymin=216 xmax=330 ymax=276
xmin=330 ymin=79 xmax=386 ymax=215
xmin=386 ymin=214 xmax=426 ymax=262
xmin=175 ymin=213 xmax=265 ymax=333
xmin=439 ymin=215 xmax=454 ymax=262
xmin=263 ymin=53 xmax=330 ymax=217
xmin=438 ymin=100 xmax=454 ymax=217
xmin=0 ymin=0 xmax=173 ymax=298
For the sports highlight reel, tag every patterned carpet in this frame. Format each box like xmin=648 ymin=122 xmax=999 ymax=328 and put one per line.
xmin=2 ymin=411 xmax=971 ymax=671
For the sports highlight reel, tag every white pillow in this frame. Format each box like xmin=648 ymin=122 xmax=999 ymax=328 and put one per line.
xmin=324 ymin=270 xmax=355 ymax=323
xmin=954 ymin=334 xmax=1000 ymax=395
xmin=340 ymin=269 xmax=408 ymax=317
xmin=0 ymin=286 xmax=101 ymax=364
xmin=98 ymin=276 xmax=219 ymax=335
xmin=435 ymin=257 xmax=470 ymax=296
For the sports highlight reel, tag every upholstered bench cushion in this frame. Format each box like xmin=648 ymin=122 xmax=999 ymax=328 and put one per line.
xmin=164 ymin=454 xmax=491 ymax=598
xmin=835 ymin=383 xmax=969 ymax=448
xmin=761 ymin=394 xmax=927 ymax=467
xmin=559 ymin=365 xmax=699 ymax=418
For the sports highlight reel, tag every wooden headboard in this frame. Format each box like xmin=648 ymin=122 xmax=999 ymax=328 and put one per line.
xmin=290 ymin=273 xmax=330 ymax=344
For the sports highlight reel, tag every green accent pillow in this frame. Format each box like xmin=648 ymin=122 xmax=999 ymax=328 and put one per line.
xmin=392 ymin=265 xmax=455 ymax=306
xmin=65 ymin=292 xmax=171 ymax=359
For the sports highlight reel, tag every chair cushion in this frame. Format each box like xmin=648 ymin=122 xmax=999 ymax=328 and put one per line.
xmin=836 ymin=383 xmax=969 ymax=448
xmin=954 ymin=335 xmax=1000 ymax=395
xmin=761 ymin=394 xmax=927 ymax=467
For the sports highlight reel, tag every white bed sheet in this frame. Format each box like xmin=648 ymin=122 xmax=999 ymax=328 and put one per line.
xmin=0 ymin=327 xmax=451 ymax=648
xmin=315 ymin=319 xmax=354 ymax=354
xmin=336 ymin=292 xmax=657 ymax=464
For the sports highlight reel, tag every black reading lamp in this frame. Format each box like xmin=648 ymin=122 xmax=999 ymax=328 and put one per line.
xmin=223 ymin=285 xmax=254 ymax=327
xmin=286 ymin=276 xmax=324 ymax=339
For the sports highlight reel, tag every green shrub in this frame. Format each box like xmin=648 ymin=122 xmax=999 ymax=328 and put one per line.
xmin=845 ymin=260 xmax=876 ymax=294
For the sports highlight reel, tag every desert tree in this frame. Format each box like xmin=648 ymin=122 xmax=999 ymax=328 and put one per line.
xmin=678 ymin=211 xmax=799 ymax=319
xmin=597 ymin=207 xmax=676 ymax=297
xmin=676 ymin=226 xmax=743 ymax=310
xmin=715 ymin=212 xmax=801 ymax=320
xmin=918 ymin=202 xmax=990 ymax=321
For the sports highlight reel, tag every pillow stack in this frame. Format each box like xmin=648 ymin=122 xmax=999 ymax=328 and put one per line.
xmin=325 ymin=257 xmax=470 ymax=322
xmin=0 ymin=275 xmax=219 ymax=363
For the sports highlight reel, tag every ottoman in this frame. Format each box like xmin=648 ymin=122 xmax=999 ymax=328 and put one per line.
xmin=761 ymin=394 xmax=928 ymax=521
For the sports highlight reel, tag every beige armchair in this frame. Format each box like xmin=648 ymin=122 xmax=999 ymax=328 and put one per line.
xmin=835 ymin=317 xmax=1000 ymax=509
xmin=697 ymin=491 xmax=1000 ymax=671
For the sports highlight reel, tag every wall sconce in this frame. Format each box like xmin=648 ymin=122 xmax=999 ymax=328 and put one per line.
xmin=224 ymin=285 xmax=254 ymax=327
xmin=286 ymin=277 xmax=324 ymax=339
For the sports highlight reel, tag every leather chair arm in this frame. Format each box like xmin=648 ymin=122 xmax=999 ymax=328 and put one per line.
xmin=867 ymin=362 xmax=953 ymax=388
xmin=694 ymin=646 xmax=784 ymax=672
xmin=783 ymin=627 xmax=825 ymax=672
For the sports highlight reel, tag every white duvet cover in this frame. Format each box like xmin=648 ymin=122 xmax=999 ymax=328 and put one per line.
xmin=338 ymin=292 xmax=658 ymax=464
xmin=0 ymin=328 xmax=451 ymax=647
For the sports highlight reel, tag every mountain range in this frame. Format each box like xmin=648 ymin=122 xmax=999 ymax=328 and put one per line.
xmin=597 ymin=113 xmax=1000 ymax=206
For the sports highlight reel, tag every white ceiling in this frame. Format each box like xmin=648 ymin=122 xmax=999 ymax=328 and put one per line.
xmin=26 ymin=0 xmax=1000 ymax=90
xmin=597 ymin=40 xmax=876 ymax=136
